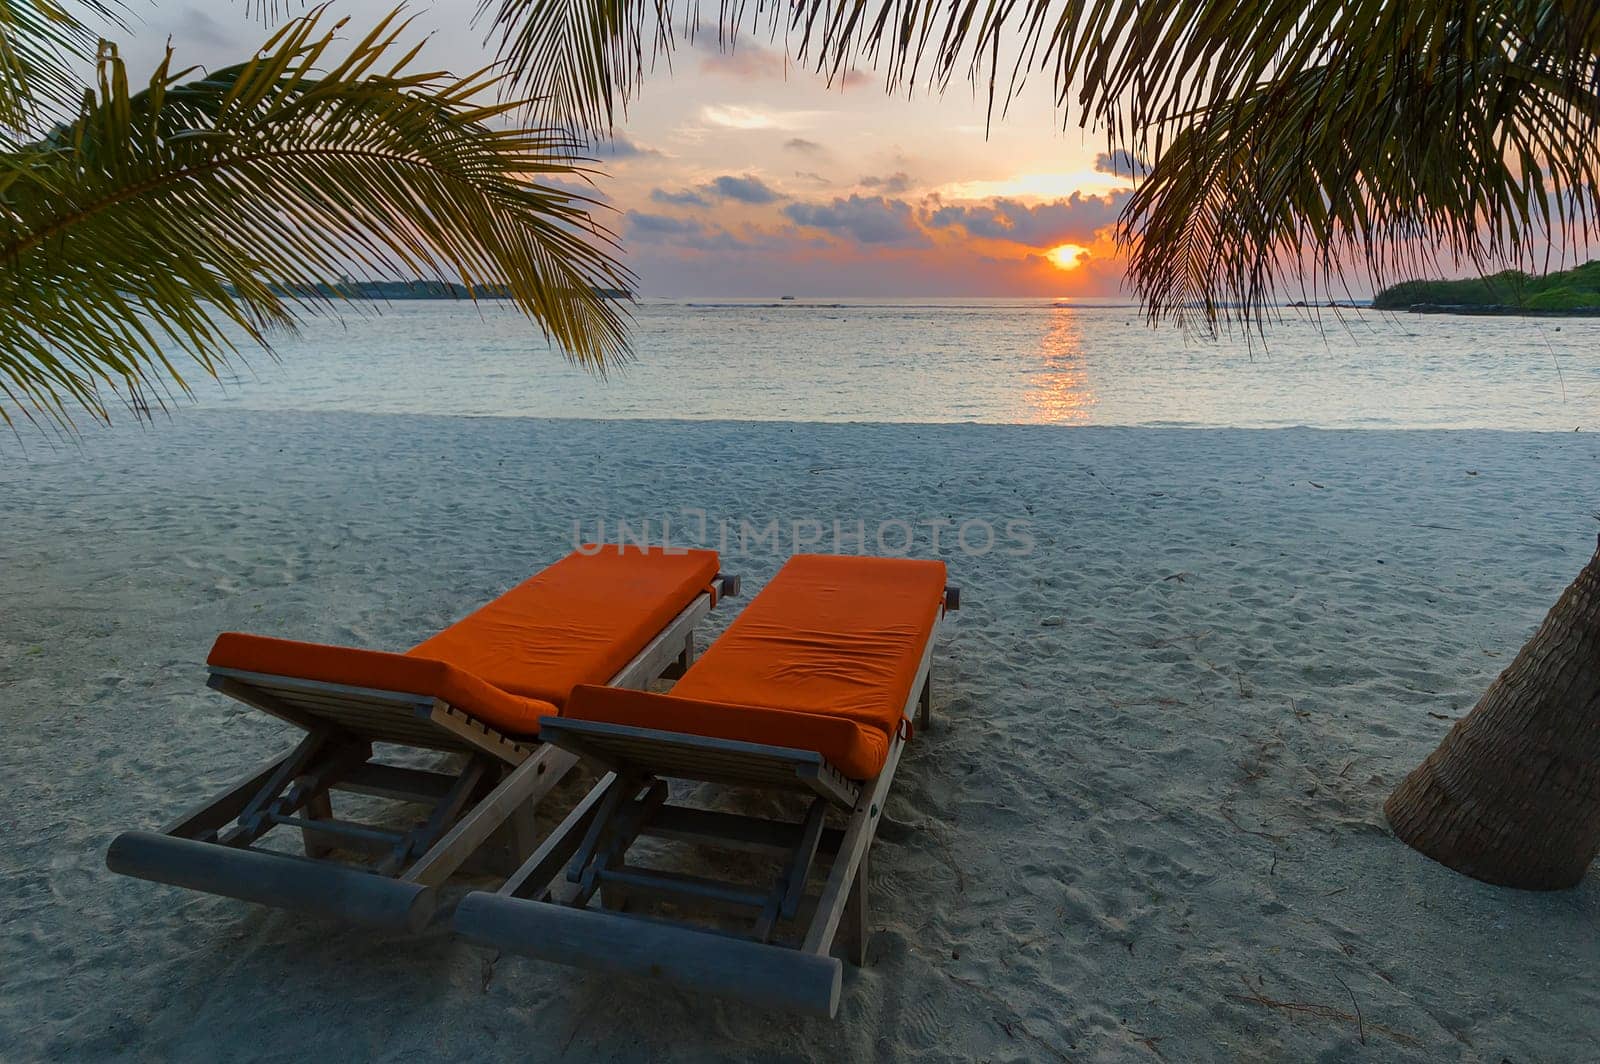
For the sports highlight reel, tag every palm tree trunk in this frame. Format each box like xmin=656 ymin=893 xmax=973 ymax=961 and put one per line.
xmin=1384 ymin=535 xmax=1600 ymax=889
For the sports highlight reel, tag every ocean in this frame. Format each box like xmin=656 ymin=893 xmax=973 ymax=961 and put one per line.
xmin=195 ymin=298 xmax=1598 ymax=430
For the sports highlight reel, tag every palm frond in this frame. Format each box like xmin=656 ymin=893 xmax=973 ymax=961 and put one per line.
xmin=478 ymin=0 xmax=679 ymax=133
xmin=484 ymin=0 xmax=1600 ymax=327
xmin=1120 ymin=12 xmax=1600 ymax=327
xmin=0 ymin=6 xmax=631 ymax=429
xmin=0 ymin=1 xmax=122 ymax=131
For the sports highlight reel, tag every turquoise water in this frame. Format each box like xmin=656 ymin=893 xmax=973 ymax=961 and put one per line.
xmin=187 ymin=298 xmax=1597 ymax=429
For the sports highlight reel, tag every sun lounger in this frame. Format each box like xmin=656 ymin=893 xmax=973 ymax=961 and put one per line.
xmin=107 ymin=547 xmax=736 ymax=932
xmin=452 ymin=553 xmax=957 ymax=1017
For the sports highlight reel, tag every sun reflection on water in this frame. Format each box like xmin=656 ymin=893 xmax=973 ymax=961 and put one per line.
xmin=1023 ymin=311 xmax=1098 ymax=423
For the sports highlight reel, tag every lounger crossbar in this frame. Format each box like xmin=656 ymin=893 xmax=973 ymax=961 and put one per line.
xmin=454 ymin=583 xmax=956 ymax=1017
xmin=108 ymin=573 xmax=735 ymax=932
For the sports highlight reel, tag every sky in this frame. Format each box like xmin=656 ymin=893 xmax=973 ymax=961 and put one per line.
xmin=107 ymin=1 xmax=1142 ymax=298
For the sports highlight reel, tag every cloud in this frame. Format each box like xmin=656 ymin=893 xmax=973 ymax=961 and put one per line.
xmin=1093 ymin=149 xmax=1151 ymax=178
xmin=593 ymin=135 xmax=661 ymax=159
xmin=937 ymin=170 xmax=1127 ymax=201
xmin=858 ymin=172 xmax=913 ymax=194
xmin=785 ymin=137 xmax=824 ymax=155
xmin=794 ymin=170 xmax=831 ymax=186
xmin=783 ymin=195 xmax=927 ymax=246
xmin=627 ymin=213 xmax=749 ymax=251
xmin=629 ymin=213 xmax=702 ymax=238
xmin=180 ymin=7 xmax=232 ymax=47
xmin=700 ymin=104 xmax=815 ymax=131
xmin=708 ymin=174 xmax=782 ymax=204
xmin=924 ymin=192 xmax=1127 ymax=246
xmin=696 ymin=37 xmax=787 ymax=80
xmin=651 ymin=187 xmax=710 ymax=207
xmin=654 ymin=175 xmax=784 ymax=206
xmin=543 ymin=176 xmax=608 ymax=203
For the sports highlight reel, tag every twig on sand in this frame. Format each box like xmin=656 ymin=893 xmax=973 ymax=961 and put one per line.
xmin=1232 ymin=975 xmax=1352 ymax=1023
xmin=1231 ymin=975 xmax=1416 ymax=1047
xmin=1220 ymin=802 xmax=1290 ymax=845
xmin=1128 ymin=1029 xmax=1168 ymax=1060
xmin=1333 ymin=974 xmax=1366 ymax=1045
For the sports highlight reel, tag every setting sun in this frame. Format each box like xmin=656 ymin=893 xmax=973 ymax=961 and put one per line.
xmin=1045 ymin=243 xmax=1089 ymax=270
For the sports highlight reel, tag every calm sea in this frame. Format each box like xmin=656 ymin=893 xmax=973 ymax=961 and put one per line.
xmin=199 ymin=298 xmax=1596 ymax=430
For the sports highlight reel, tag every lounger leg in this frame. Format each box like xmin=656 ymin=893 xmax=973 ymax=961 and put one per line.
xmin=572 ymin=778 xmax=667 ymax=908
xmin=477 ymin=761 xmax=546 ymax=875
xmin=402 ymin=745 xmax=578 ymax=888
xmin=301 ymin=791 xmax=335 ymax=859
xmin=599 ymin=883 xmax=631 ymax=912
xmin=662 ymin=631 xmax=697 ymax=680
xmin=505 ymin=797 xmax=541 ymax=864
xmin=848 ymin=853 xmax=870 ymax=966
xmin=916 ymin=675 xmax=932 ymax=732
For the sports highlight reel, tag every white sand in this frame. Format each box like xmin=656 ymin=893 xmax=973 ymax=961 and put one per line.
xmin=2 ymin=412 xmax=1597 ymax=1061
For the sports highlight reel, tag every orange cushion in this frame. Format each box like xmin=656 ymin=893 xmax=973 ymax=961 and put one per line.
xmin=561 ymin=554 xmax=948 ymax=778
xmin=208 ymin=633 xmax=559 ymax=736
xmin=410 ymin=547 xmax=720 ymax=705
xmin=207 ymin=546 xmax=722 ymax=738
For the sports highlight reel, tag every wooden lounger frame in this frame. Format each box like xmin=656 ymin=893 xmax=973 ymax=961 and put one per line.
xmin=107 ymin=573 xmax=737 ymax=932
xmin=453 ymin=585 xmax=957 ymax=1017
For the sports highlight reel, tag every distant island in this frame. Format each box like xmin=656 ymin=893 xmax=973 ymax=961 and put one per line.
xmin=1372 ymin=260 xmax=1600 ymax=315
xmin=262 ymin=280 xmax=632 ymax=301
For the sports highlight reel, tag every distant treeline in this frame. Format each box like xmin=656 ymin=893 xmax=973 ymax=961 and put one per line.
xmin=1373 ymin=261 xmax=1600 ymax=313
xmin=259 ymin=280 xmax=631 ymax=300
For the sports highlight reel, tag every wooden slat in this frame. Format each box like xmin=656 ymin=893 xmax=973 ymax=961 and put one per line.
xmin=499 ymin=772 xmax=618 ymax=900
xmin=160 ymin=751 xmax=294 ymax=839
xmin=272 ymin=814 xmax=406 ymax=848
xmin=283 ymin=704 xmax=450 ymax=737
xmin=638 ymin=806 xmax=843 ymax=858
xmin=423 ymin=701 xmax=532 ymax=765
xmin=541 ymin=720 xmax=827 ymax=791
xmin=244 ymin=686 xmax=418 ymax=712
xmin=598 ymin=864 xmax=768 ymax=910
xmin=582 ymin=741 xmax=805 ymax=778
xmin=212 ymin=672 xmax=475 ymax=751
xmin=208 ymin=668 xmax=435 ymax=710
xmin=400 ymin=745 xmax=578 ymax=887
xmin=605 ymin=587 xmax=715 ymax=689
xmin=262 ymin=706 xmax=446 ymax=739
xmin=541 ymin=718 xmax=824 ymax=768
xmin=332 ymin=763 xmax=460 ymax=804
xmin=800 ymin=611 xmax=941 ymax=956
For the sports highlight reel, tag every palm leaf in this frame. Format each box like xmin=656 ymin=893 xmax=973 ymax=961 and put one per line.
xmin=0 ymin=1 xmax=122 ymax=131
xmin=478 ymin=0 xmax=679 ymax=133
xmin=484 ymin=0 xmax=1600 ymax=327
xmin=0 ymin=7 xmax=631 ymax=429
